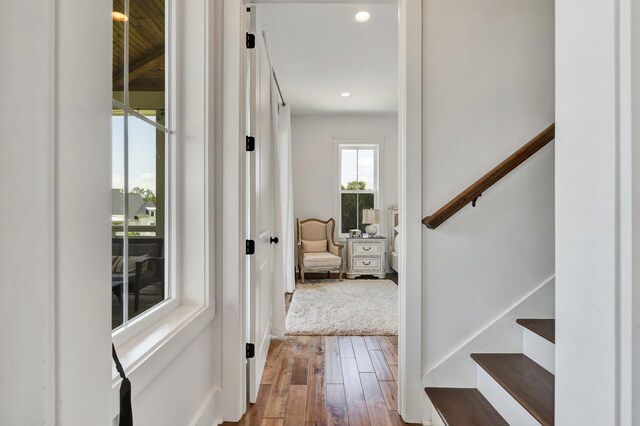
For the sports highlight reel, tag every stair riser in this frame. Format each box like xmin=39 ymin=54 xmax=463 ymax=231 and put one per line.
xmin=523 ymin=328 xmax=555 ymax=374
xmin=477 ymin=367 xmax=541 ymax=426
xmin=429 ymin=405 xmax=446 ymax=426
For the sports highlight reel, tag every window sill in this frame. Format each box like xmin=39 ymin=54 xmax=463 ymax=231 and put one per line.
xmin=111 ymin=302 xmax=215 ymax=419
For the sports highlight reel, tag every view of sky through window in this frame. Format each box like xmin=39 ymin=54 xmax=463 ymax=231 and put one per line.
xmin=340 ymin=148 xmax=374 ymax=189
xmin=111 ymin=115 xmax=157 ymax=192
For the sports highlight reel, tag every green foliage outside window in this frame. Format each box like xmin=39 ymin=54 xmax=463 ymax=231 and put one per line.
xmin=341 ymin=180 xmax=366 ymax=190
xmin=340 ymin=181 xmax=374 ymax=233
xmin=131 ymin=187 xmax=157 ymax=204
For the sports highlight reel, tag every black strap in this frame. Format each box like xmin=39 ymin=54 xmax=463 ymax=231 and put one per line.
xmin=112 ymin=344 xmax=133 ymax=426
xmin=112 ymin=344 xmax=126 ymax=379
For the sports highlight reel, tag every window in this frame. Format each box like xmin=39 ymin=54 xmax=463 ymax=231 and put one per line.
xmin=338 ymin=145 xmax=379 ymax=234
xmin=112 ymin=0 xmax=170 ymax=330
xmin=108 ymin=0 xmax=216 ymax=401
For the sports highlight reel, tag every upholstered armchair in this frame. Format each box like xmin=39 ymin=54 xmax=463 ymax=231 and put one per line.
xmin=297 ymin=218 xmax=344 ymax=283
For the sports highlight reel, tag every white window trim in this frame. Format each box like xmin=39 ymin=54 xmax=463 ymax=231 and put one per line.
xmin=333 ymin=137 xmax=385 ymax=240
xmin=110 ymin=105 xmax=177 ymax=347
xmin=110 ymin=0 xmax=217 ymax=420
xmin=111 ymin=0 xmax=176 ymax=345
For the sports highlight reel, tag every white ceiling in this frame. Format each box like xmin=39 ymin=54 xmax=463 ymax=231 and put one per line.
xmin=256 ymin=3 xmax=398 ymax=115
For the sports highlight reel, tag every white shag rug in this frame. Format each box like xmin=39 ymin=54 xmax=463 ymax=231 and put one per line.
xmin=286 ymin=279 xmax=398 ymax=336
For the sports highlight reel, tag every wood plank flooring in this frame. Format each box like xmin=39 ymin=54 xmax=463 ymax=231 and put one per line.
xmin=224 ymin=336 xmax=419 ymax=426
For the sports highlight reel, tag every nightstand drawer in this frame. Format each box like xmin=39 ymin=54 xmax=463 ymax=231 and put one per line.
xmin=353 ymin=242 xmax=381 ymax=255
xmin=353 ymin=258 xmax=380 ymax=269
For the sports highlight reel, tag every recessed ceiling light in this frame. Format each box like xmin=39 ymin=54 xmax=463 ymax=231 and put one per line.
xmin=355 ymin=11 xmax=370 ymax=23
xmin=341 ymin=92 xmax=351 ymax=98
xmin=112 ymin=11 xmax=128 ymax=22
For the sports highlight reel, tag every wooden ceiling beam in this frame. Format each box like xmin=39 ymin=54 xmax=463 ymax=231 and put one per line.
xmin=113 ymin=45 xmax=164 ymax=88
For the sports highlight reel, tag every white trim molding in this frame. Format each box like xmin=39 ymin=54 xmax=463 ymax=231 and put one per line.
xmin=218 ymin=1 xmax=248 ymax=421
xmin=398 ymin=0 xmax=423 ymax=422
xmin=333 ymin=137 xmax=385 ymax=238
xmin=189 ymin=388 xmax=221 ymax=426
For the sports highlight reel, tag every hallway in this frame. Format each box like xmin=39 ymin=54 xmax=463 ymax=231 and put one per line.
xmin=225 ymin=335 xmax=418 ymax=425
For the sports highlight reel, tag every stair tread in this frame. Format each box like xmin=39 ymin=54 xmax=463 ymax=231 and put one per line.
xmin=517 ymin=318 xmax=555 ymax=343
xmin=471 ymin=353 xmax=554 ymax=426
xmin=425 ymin=387 xmax=509 ymax=426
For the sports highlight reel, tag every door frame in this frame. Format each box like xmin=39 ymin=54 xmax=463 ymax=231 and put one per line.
xmin=220 ymin=0 xmax=424 ymax=422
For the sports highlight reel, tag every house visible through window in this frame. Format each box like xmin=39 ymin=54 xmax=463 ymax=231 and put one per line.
xmin=339 ymin=146 xmax=378 ymax=234
xmin=112 ymin=0 xmax=170 ymax=330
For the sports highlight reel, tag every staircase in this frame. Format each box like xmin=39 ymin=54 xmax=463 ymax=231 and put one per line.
xmin=425 ymin=319 xmax=555 ymax=425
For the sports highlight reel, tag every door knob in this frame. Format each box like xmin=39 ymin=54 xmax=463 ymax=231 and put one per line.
xmin=270 ymin=237 xmax=279 ymax=244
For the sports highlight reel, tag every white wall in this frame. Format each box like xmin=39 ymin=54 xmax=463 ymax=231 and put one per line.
xmin=0 ymin=0 xmax=112 ymax=424
xmin=291 ymin=114 xmax=398 ymax=244
xmin=556 ymin=0 xmax=640 ymax=422
xmin=130 ymin=322 xmax=221 ymax=425
xmin=127 ymin=1 xmax=225 ymax=425
xmin=1 ymin=1 xmax=231 ymax=425
xmin=421 ymin=0 xmax=555 ymax=378
xmin=425 ymin=278 xmax=555 ymax=389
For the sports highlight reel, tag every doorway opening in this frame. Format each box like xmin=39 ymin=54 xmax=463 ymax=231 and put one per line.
xmin=241 ymin=1 xmax=422 ymax=423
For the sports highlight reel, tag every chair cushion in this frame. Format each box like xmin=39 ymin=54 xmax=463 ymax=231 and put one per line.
xmin=302 ymin=239 xmax=327 ymax=253
xmin=303 ymin=252 xmax=342 ymax=268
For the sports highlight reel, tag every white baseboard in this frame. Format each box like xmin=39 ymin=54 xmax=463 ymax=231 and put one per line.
xmin=423 ymin=275 xmax=555 ymax=390
xmin=190 ymin=388 xmax=220 ymax=426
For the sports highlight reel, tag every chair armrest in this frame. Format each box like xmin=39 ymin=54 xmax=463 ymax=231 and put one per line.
xmin=328 ymin=240 xmax=343 ymax=257
xmin=297 ymin=243 xmax=306 ymax=267
xmin=135 ymin=257 xmax=164 ymax=277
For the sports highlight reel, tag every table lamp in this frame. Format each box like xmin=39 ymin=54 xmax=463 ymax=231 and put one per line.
xmin=362 ymin=208 xmax=381 ymax=236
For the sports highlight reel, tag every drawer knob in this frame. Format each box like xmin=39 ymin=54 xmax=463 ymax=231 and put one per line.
xmin=363 ymin=247 xmax=371 ymax=251
xmin=363 ymin=261 xmax=371 ymax=265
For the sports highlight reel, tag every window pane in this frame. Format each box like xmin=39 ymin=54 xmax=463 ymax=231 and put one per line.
xmin=127 ymin=115 xmax=166 ymax=321
xmin=112 ymin=0 xmax=169 ymax=331
xmin=128 ymin=0 xmax=166 ymax=111
xmin=112 ymin=110 xmax=125 ymax=329
xmin=340 ymin=149 xmax=357 ymax=189
xmin=341 ymin=193 xmax=358 ymax=233
xmin=358 ymin=193 xmax=375 ymax=233
xmin=112 ymin=0 xmax=125 ymax=103
xmin=358 ymin=149 xmax=375 ymax=190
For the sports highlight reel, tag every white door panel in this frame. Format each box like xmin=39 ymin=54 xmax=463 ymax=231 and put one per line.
xmin=246 ymin=6 xmax=273 ymax=404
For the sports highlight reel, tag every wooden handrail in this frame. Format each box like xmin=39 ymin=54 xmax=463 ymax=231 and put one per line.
xmin=423 ymin=123 xmax=555 ymax=229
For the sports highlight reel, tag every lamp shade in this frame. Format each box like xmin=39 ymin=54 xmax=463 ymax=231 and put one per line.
xmin=362 ymin=208 xmax=380 ymax=225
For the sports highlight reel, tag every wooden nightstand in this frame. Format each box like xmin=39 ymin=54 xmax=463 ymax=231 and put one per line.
xmin=345 ymin=236 xmax=387 ymax=279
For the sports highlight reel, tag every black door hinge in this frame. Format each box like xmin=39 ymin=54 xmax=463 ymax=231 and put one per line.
xmin=246 ymin=136 xmax=255 ymax=151
xmin=246 ymin=239 xmax=255 ymax=255
xmin=246 ymin=33 xmax=255 ymax=49
xmin=246 ymin=343 xmax=255 ymax=359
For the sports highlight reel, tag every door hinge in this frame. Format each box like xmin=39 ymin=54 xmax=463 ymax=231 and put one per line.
xmin=246 ymin=33 xmax=256 ymax=49
xmin=246 ymin=239 xmax=255 ymax=255
xmin=246 ymin=343 xmax=255 ymax=359
xmin=246 ymin=136 xmax=255 ymax=152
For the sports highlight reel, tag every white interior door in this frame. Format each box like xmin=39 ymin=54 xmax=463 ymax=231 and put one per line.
xmin=246 ymin=7 xmax=274 ymax=404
